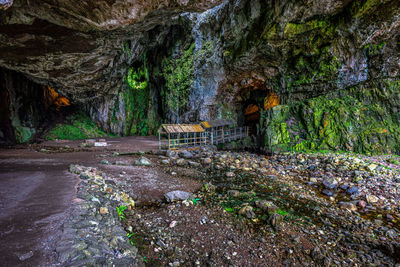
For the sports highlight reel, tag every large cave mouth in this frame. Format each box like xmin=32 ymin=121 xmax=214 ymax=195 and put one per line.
xmin=0 ymin=68 xmax=74 ymax=144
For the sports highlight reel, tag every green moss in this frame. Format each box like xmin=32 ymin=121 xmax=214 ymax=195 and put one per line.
xmin=161 ymin=42 xmax=195 ymax=117
xmin=124 ymin=65 xmax=150 ymax=136
xmin=364 ymin=42 xmax=387 ymax=56
xmin=15 ymin=126 xmax=35 ymax=143
xmin=284 ymin=19 xmax=333 ymax=39
xmin=44 ymin=113 xmax=110 ymax=140
xmin=354 ymin=0 xmax=382 ymax=18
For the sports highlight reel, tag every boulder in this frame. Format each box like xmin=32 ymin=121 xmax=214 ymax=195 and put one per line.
xmin=164 ymin=190 xmax=193 ymax=203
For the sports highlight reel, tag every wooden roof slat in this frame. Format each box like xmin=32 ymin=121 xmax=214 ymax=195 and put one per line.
xmin=162 ymin=124 xmax=205 ymax=133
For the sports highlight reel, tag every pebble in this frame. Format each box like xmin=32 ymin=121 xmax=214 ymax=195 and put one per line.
xmin=99 ymin=207 xmax=108 ymax=215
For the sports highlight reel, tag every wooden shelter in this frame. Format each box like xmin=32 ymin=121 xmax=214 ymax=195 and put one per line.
xmin=158 ymin=124 xmax=206 ymax=150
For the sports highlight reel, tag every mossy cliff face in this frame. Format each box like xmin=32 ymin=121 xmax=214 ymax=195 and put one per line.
xmin=1 ymin=0 xmax=400 ymax=151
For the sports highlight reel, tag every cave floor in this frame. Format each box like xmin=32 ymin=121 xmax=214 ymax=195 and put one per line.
xmin=0 ymin=136 xmax=164 ymax=266
xmin=1 ymin=137 xmax=400 ymax=266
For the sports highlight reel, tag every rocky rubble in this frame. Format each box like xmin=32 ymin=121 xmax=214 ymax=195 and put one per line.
xmin=132 ymin=148 xmax=400 ymax=265
xmin=54 ymin=165 xmax=141 ymax=266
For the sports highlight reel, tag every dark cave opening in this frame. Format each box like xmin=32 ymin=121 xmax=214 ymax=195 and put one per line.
xmin=0 ymin=68 xmax=73 ymax=144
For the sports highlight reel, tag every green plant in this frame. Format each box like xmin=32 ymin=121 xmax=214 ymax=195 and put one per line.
xmin=191 ymin=198 xmax=200 ymax=205
xmin=126 ymin=232 xmax=135 ymax=245
xmin=143 ymin=257 xmax=148 ymax=263
xmin=116 ymin=205 xmax=127 ymax=221
xmin=277 ymin=209 xmax=288 ymax=216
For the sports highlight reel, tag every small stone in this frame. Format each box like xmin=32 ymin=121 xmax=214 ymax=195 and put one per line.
xmin=358 ymin=200 xmax=367 ymax=209
xmin=169 ymin=220 xmax=177 ymax=228
xmin=161 ymin=159 xmax=170 ymax=165
xmin=238 ymin=206 xmax=255 ymax=219
xmin=166 ymin=150 xmax=176 ymax=158
xmin=202 ymin=158 xmax=212 ymax=165
xmin=100 ymin=160 xmax=109 ymax=165
xmin=134 ymin=156 xmax=151 ymax=166
xmin=366 ymin=194 xmax=379 ymax=203
xmin=386 ymin=229 xmax=397 ymax=238
xmin=322 ymin=177 xmax=338 ymax=190
xmin=226 ymin=172 xmax=235 ymax=178
xmin=338 ymin=202 xmax=357 ymax=211
xmin=309 ymin=177 xmax=318 ymax=183
xmin=322 ymin=189 xmax=333 ymax=197
xmin=179 ymin=150 xmax=193 ymax=159
xmin=18 ymin=251 xmax=34 ymax=261
xmin=346 ymin=186 xmax=359 ymax=195
xmin=176 ymin=158 xmax=186 ymax=166
xmin=99 ymin=207 xmax=108 ymax=215
xmin=367 ymin=163 xmax=378 ymax=172
xmin=188 ymin=161 xmax=200 ymax=167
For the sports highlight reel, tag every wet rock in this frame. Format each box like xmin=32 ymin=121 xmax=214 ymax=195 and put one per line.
xmin=164 ymin=191 xmax=192 ymax=203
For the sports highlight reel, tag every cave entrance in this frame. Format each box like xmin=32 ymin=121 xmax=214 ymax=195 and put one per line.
xmin=0 ymin=67 xmax=73 ymax=144
xmin=237 ymin=78 xmax=280 ymax=133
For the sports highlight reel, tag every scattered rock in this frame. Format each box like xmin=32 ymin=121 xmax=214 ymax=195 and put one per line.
xmin=338 ymin=202 xmax=357 ymax=212
xmin=164 ymin=191 xmax=192 ymax=203
xmin=366 ymin=194 xmax=379 ymax=204
xmin=202 ymin=158 xmax=212 ymax=165
xmin=166 ymin=150 xmax=177 ymax=158
xmin=134 ymin=156 xmax=151 ymax=166
xmin=367 ymin=164 xmax=378 ymax=172
xmin=179 ymin=150 xmax=193 ymax=159
xmin=238 ymin=206 xmax=255 ymax=219
xmin=322 ymin=177 xmax=338 ymax=190
xmin=346 ymin=186 xmax=359 ymax=195
xmin=161 ymin=159 xmax=170 ymax=165
xmin=226 ymin=172 xmax=235 ymax=178
xmin=176 ymin=158 xmax=186 ymax=166
xmin=255 ymin=200 xmax=279 ymax=215
xmin=99 ymin=207 xmax=108 ymax=215
xmin=18 ymin=251 xmax=34 ymax=261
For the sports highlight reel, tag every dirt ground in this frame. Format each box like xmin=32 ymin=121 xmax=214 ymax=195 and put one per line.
xmin=0 ymin=136 xmax=176 ymax=266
